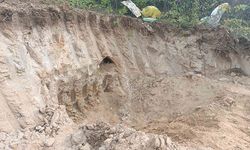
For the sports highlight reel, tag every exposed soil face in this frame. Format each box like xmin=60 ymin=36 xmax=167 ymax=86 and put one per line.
xmin=0 ymin=1 xmax=250 ymax=150
xmin=128 ymin=76 xmax=250 ymax=149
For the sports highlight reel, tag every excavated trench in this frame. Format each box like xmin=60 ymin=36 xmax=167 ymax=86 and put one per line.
xmin=57 ymin=56 xmax=122 ymax=123
xmin=0 ymin=2 xmax=250 ymax=149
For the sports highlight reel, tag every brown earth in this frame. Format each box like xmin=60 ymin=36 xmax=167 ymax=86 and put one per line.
xmin=0 ymin=1 xmax=250 ymax=150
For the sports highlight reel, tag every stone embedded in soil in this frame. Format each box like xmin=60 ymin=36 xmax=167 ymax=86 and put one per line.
xmin=44 ymin=137 xmax=55 ymax=147
xmin=71 ymin=130 xmax=87 ymax=145
xmin=80 ymin=143 xmax=92 ymax=150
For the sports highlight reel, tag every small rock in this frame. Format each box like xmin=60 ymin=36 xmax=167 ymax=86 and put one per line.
xmin=0 ymin=132 xmax=7 ymax=141
xmin=23 ymin=130 xmax=31 ymax=140
xmin=9 ymin=143 xmax=18 ymax=149
xmin=50 ymin=112 xmax=60 ymax=126
xmin=247 ymin=127 xmax=250 ymax=130
xmin=46 ymin=107 xmax=56 ymax=112
xmin=233 ymin=80 xmax=238 ymax=84
xmin=222 ymin=97 xmax=235 ymax=107
xmin=165 ymin=137 xmax=173 ymax=146
xmin=71 ymin=130 xmax=86 ymax=145
xmin=154 ymin=138 xmax=161 ymax=148
xmin=44 ymin=137 xmax=55 ymax=147
xmin=182 ymin=31 xmax=191 ymax=36
xmin=45 ymin=127 xmax=52 ymax=134
xmin=39 ymin=108 xmax=46 ymax=114
xmin=231 ymin=72 xmax=237 ymax=77
xmin=219 ymin=78 xmax=229 ymax=82
xmin=195 ymin=106 xmax=202 ymax=111
xmin=35 ymin=126 xmax=44 ymax=133
xmin=86 ymin=125 xmax=94 ymax=130
xmin=81 ymin=143 xmax=92 ymax=150
xmin=144 ymin=24 xmax=154 ymax=32
xmin=150 ymin=90 xmax=157 ymax=96
xmin=197 ymin=54 xmax=204 ymax=59
xmin=44 ymin=118 xmax=49 ymax=124
xmin=17 ymin=131 xmax=24 ymax=139
xmin=159 ymin=136 xmax=167 ymax=148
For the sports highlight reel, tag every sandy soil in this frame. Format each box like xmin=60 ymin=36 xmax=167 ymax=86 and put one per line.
xmin=0 ymin=1 xmax=249 ymax=149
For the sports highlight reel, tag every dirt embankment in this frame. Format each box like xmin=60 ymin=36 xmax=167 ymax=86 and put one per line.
xmin=0 ymin=2 xmax=250 ymax=150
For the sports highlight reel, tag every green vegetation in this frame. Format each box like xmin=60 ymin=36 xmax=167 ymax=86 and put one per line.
xmin=224 ymin=4 xmax=250 ymax=39
xmin=57 ymin=0 xmax=249 ymax=39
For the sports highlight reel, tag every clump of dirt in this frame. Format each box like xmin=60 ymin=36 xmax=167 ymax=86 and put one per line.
xmin=69 ymin=122 xmax=179 ymax=150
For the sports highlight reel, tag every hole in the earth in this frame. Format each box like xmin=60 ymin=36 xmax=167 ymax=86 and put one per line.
xmin=99 ymin=56 xmax=117 ymax=72
xmin=227 ymin=68 xmax=246 ymax=76
xmin=100 ymin=56 xmax=115 ymax=65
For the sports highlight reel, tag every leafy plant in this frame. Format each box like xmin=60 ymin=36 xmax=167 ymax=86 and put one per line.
xmin=222 ymin=4 xmax=250 ymax=39
xmin=62 ymin=0 xmax=249 ymax=32
xmin=224 ymin=18 xmax=250 ymax=39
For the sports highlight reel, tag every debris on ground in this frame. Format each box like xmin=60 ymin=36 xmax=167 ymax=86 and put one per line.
xmin=200 ymin=3 xmax=230 ymax=27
